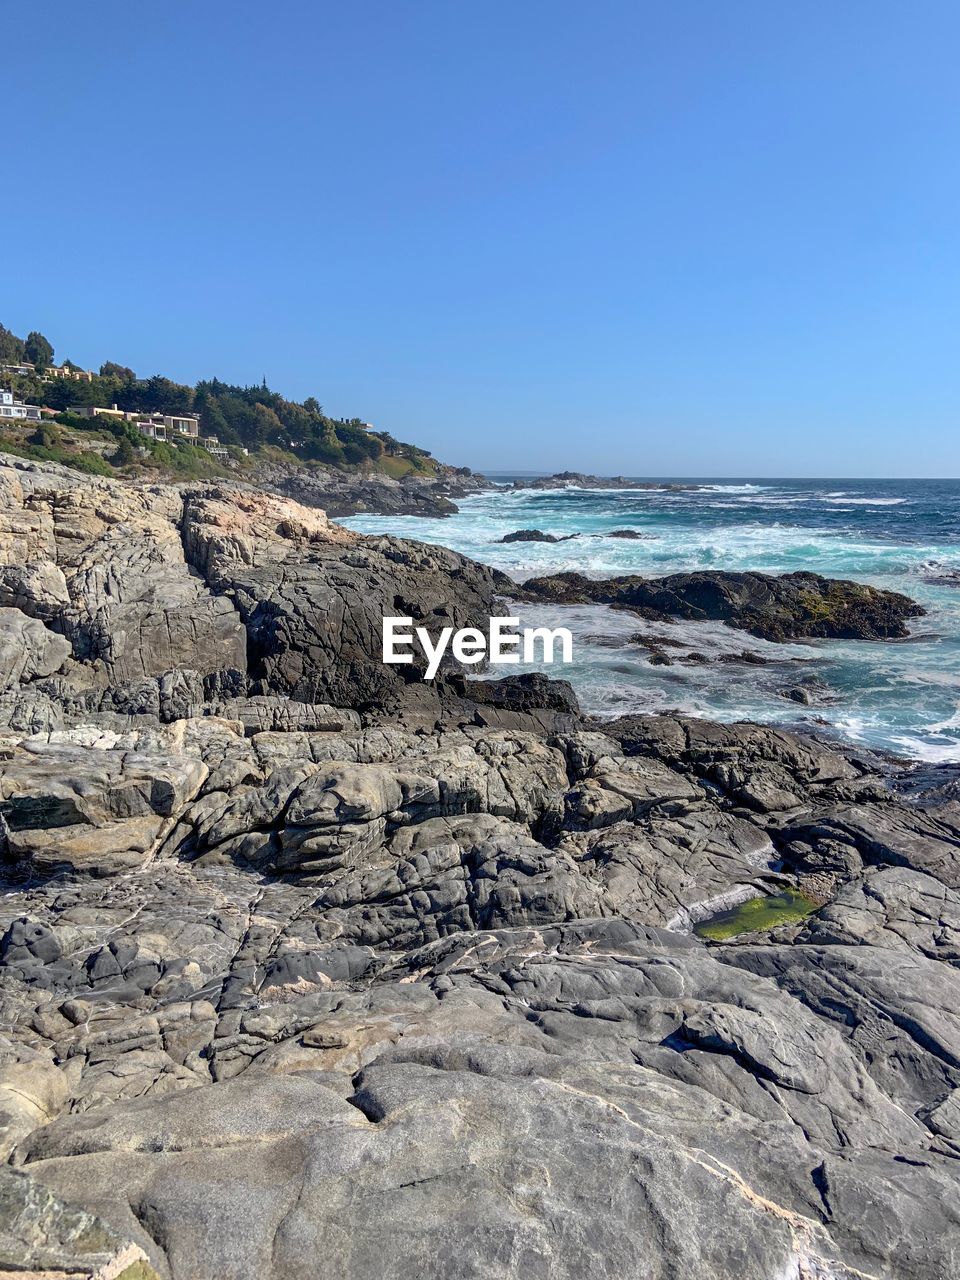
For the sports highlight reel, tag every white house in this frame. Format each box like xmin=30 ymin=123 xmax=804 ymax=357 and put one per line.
xmin=0 ymin=389 xmax=41 ymax=422
xmin=162 ymin=413 xmax=200 ymax=438
xmin=201 ymin=434 xmax=229 ymax=461
xmin=133 ymin=418 xmax=169 ymax=442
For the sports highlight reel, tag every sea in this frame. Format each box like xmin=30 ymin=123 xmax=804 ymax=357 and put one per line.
xmin=342 ymin=478 xmax=960 ymax=763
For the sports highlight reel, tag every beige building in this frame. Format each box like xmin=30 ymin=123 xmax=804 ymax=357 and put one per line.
xmin=46 ymin=365 xmax=95 ymax=382
xmin=69 ymin=404 xmax=126 ymax=420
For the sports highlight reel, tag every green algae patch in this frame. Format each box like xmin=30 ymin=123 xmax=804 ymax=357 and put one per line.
xmin=694 ymin=889 xmax=817 ymax=941
xmin=116 ymin=1263 xmax=163 ymax=1280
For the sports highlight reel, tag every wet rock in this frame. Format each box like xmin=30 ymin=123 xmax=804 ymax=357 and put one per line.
xmin=500 ymin=528 xmax=576 ymax=543
xmin=510 ymin=472 xmax=700 ymax=492
xmin=717 ymin=650 xmax=769 ymax=665
xmin=782 ymin=686 xmax=813 ymax=705
xmin=521 ymin=569 xmax=924 ymax=641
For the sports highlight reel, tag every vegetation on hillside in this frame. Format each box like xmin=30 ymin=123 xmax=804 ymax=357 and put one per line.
xmin=0 ymin=321 xmax=442 ymax=477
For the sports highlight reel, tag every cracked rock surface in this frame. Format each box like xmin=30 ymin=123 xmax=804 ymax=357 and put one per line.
xmin=1 ymin=457 xmax=959 ymax=1279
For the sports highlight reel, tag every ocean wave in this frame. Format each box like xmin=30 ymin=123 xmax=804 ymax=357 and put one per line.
xmin=345 ymin=482 xmax=960 ymax=762
xmin=737 ymin=496 xmax=813 ymax=505
xmin=889 ymin=734 xmax=960 ymax=763
xmin=824 ymin=497 xmax=910 ymax=506
xmin=699 ymin=483 xmax=767 ymax=492
xmin=505 ymin=484 xmax=669 ymax=496
xmin=926 ymin=707 xmax=960 ymax=733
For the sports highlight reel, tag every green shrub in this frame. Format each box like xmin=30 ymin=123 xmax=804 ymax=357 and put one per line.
xmin=0 ymin=437 xmax=114 ymax=476
xmin=67 ymin=451 xmax=113 ymax=476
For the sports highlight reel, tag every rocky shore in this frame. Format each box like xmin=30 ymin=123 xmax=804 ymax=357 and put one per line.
xmin=252 ymin=459 xmax=491 ymax=518
xmin=1 ymin=455 xmax=959 ymax=1280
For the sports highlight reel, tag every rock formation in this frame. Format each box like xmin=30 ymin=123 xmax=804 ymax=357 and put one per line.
xmin=1 ymin=455 xmax=958 ymax=1280
xmin=499 ymin=528 xmax=578 ymax=543
xmin=253 ymin=460 xmax=491 ymax=518
xmin=509 ymin=472 xmax=701 ymax=491
xmin=519 ymin=568 xmax=924 ymax=641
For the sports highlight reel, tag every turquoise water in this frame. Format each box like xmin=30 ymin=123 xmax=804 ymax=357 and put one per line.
xmin=343 ymin=479 xmax=960 ymax=761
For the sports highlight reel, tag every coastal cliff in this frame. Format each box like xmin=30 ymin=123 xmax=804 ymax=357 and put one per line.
xmin=1 ymin=456 xmax=959 ymax=1280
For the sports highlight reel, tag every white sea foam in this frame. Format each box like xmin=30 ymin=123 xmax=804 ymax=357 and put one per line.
xmin=699 ymin=483 xmax=767 ymax=492
xmin=926 ymin=706 xmax=960 ymax=732
xmin=344 ymin=481 xmax=960 ymax=762
xmin=889 ymin=735 xmax=960 ymax=763
xmin=824 ymin=497 xmax=909 ymax=506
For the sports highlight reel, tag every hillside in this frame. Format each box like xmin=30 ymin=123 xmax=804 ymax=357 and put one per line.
xmin=0 ymin=320 xmax=465 ymax=486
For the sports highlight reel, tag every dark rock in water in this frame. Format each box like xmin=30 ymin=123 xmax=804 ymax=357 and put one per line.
xmin=783 ymin=687 xmax=813 ymax=705
xmin=500 ymin=528 xmax=578 ymax=544
xmin=647 ymin=650 xmax=673 ymax=666
xmin=510 ymin=471 xmax=701 ymax=492
xmin=606 ymin=528 xmax=656 ymax=539
xmin=922 ymin=569 xmax=960 ymax=587
xmin=891 ymin=763 xmax=960 ymax=808
xmin=632 ymin=632 xmax=688 ymax=651
xmin=717 ymin=649 xmax=770 ymax=665
xmin=519 ymin=568 xmax=923 ymax=641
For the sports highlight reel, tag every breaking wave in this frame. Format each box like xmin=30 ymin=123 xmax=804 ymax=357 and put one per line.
xmin=345 ymin=477 xmax=960 ymax=760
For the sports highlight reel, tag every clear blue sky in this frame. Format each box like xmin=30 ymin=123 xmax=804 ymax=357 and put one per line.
xmin=6 ymin=1 xmax=960 ymax=476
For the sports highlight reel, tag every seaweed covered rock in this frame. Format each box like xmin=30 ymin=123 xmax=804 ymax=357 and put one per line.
xmin=520 ymin=568 xmax=924 ymax=640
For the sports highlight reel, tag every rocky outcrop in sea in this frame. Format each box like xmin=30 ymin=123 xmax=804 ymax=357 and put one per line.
xmin=510 ymin=471 xmax=702 ymax=491
xmin=1 ymin=455 xmax=958 ymax=1280
xmin=519 ymin=567 xmax=924 ymax=641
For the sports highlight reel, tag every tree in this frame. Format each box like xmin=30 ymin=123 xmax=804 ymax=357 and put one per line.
xmin=31 ymin=423 xmax=58 ymax=449
xmin=195 ymin=393 xmax=236 ymax=444
xmin=140 ymin=375 xmax=195 ymax=415
xmin=303 ymin=397 xmax=323 ymax=416
xmin=0 ymin=324 xmax=24 ymax=362
xmin=24 ymin=331 xmax=54 ymax=371
xmin=250 ymin=402 xmax=284 ymax=449
xmin=100 ymin=361 xmax=136 ymax=381
xmin=113 ymin=436 xmax=138 ymax=467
